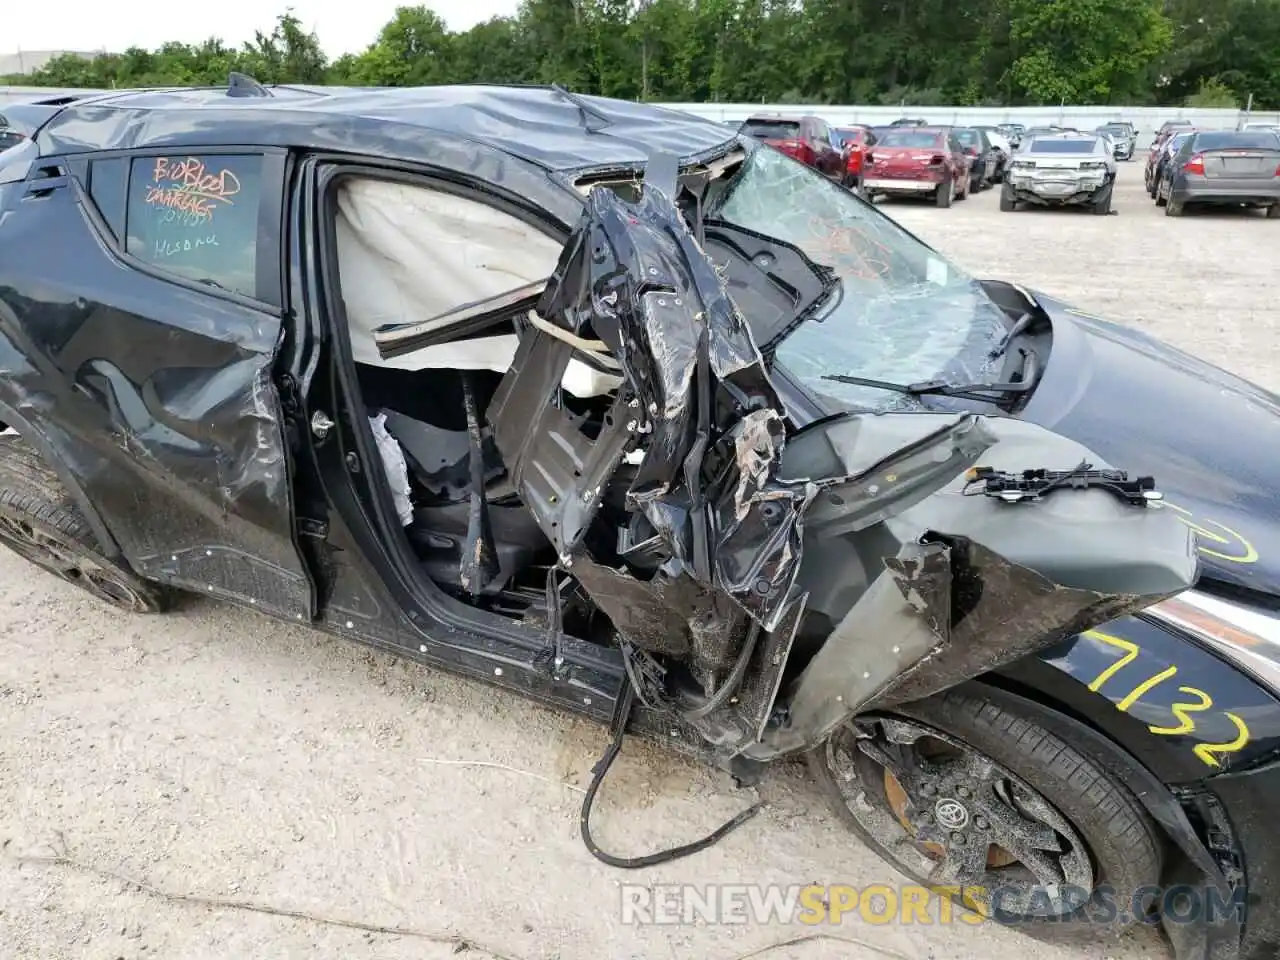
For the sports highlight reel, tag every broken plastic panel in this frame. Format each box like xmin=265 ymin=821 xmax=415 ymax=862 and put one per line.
xmin=487 ymin=159 xmax=1198 ymax=760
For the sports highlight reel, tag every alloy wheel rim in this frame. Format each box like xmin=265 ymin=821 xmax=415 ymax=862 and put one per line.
xmin=824 ymin=716 xmax=1095 ymax=919
xmin=0 ymin=513 xmax=148 ymax=610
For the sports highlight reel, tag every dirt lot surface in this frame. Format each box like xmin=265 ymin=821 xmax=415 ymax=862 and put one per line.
xmin=2 ymin=166 xmax=1277 ymax=960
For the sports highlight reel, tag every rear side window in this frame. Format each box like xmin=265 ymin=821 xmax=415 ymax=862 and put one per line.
xmin=89 ymin=158 xmax=128 ymax=240
xmin=124 ymin=154 xmax=264 ymax=298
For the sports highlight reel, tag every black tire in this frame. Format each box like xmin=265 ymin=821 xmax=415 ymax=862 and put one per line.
xmin=1267 ymin=204 xmax=1280 ymax=219
xmin=1092 ymin=185 xmax=1112 ymax=215
xmin=0 ymin=435 xmax=170 ymax=613
xmin=936 ymin=179 xmax=954 ymax=208
xmin=809 ymin=684 xmax=1163 ymax=945
xmin=999 ymin=184 xmax=1016 ymax=212
xmin=1165 ymin=198 xmax=1184 ymax=217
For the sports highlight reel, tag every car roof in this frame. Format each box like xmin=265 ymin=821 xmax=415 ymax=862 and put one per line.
xmin=30 ymin=82 xmax=738 ymax=173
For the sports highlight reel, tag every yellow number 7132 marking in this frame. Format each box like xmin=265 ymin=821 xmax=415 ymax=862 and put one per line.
xmin=1083 ymin=629 xmax=1251 ymax=768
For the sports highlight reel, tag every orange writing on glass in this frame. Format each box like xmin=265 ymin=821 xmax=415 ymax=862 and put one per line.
xmin=1193 ymin=713 xmax=1251 ymax=768
xmin=145 ymin=157 xmax=241 ymax=223
xmin=1164 ymin=502 xmax=1258 ymax=564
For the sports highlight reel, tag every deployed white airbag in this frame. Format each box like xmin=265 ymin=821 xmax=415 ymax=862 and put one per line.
xmin=334 ymin=178 xmax=621 ymax=398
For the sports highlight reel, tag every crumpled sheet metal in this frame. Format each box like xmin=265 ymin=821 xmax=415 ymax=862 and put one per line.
xmin=569 ymin=557 xmax=747 ymax=667
xmin=535 ymin=183 xmax=816 ymax=633
xmin=758 ymin=532 xmax=1170 ymax=757
xmin=871 ymin=533 xmax=1152 ymax=709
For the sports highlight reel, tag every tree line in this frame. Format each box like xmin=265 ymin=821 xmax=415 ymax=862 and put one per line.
xmin=5 ymin=0 xmax=1279 ymax=109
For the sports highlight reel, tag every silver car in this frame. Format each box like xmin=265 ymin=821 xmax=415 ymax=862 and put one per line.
xmin=1156 ymin=129 xmax=1280 ymax=217
xmin=1096 ymin=121 xmax=1138 ymax=160
xmin=1001 ymin=134 xmax=1117 ymax=213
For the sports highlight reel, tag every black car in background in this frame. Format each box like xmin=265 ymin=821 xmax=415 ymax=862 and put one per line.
xmin=951 ymin=126 xmax=1004 ymax=187
xmin=1146 ymin=129 xmax=1198 ymax=197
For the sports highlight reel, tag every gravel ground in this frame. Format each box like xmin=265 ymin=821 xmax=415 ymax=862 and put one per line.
xmin=1 ymin=165 xmax=1277 ymax=960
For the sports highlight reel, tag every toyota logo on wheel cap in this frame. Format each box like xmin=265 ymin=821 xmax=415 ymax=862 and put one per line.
xmin=934 ymin=797 xmax=970 ymax=830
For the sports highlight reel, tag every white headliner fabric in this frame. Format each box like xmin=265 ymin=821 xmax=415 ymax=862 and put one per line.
xmin=335 ymin=178 xmax=619 ymax=396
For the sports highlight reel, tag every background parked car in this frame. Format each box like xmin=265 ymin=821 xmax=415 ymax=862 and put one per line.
xmin=1017 ymin=125 xmax=1066 ymax=148
xmin=1155 ymin=128 xmax=1280 ymax=217
xmin=1146 ymin=130 xmax=1197 ymax=197
xmin=832 ymin=124 xmax=878 ymax=190
xmin=1096 ymin=121 xmax=1138 ymax=160
xmin=862 ymin=126 xmax=970 ymax=207
xmin=996 ymin=122 xmax=1025 ymax=148
xmin=973 ymin=125 xmax=1013 ymax=182
xmin=1157 ymin=119 xmax=1196 ymax=140
xmin=1002 ymin=132 xmax=1117 ymax=214
xmin=950 ymin=126 xmax=1001 ymax=190
xmin=738 ymin=114 xmax=845 ymax=180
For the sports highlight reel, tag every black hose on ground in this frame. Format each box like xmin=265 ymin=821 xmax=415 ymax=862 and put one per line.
xmin=578 ymin=675 xmax=764 ymax=869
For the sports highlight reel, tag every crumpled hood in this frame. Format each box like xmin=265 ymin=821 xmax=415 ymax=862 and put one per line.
xmin=1022 ymin=292 xmax=1280 ymax=598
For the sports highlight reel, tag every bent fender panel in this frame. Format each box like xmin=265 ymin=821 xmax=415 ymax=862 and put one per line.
xmin=999 ymin=614 xmax=1280 ymax=782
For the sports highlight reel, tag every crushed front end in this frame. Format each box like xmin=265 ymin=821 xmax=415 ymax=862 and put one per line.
xmin=485 ymin=170 xmax=1199 ymax=768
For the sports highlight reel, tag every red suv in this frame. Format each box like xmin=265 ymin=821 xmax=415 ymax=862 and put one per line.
xmin=738 ymin=114 xmax=845 ymax=181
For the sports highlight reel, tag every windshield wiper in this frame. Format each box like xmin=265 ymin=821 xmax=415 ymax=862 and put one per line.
xmin=821 ymin=348 xmax=1040 ymax=405
xmin=988 ymin=310 xmax=1035 ymax=359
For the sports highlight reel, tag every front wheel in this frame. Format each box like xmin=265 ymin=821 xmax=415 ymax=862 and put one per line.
xmin=1267 ymin=204 xmax=1280 ymax=219
xmin=809 ymin=684 xmax=1163 ymax=945
xmin=999 ymin=184 xmax=1017 ymax=212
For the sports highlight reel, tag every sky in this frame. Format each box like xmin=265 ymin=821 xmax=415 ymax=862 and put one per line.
xmin=7 ymin=0 xmax=523 ymax=60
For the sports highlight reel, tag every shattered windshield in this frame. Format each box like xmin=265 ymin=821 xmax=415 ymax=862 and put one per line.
xmin=709 ymin=146 xmax=1007 ymax=412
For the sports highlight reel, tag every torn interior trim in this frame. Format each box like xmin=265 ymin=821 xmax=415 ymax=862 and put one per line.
xmin=525 ymin=177 xmax=815 ymax=633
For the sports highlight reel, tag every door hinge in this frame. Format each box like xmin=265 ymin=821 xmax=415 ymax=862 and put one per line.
xmin=311 ymin=410 xmax=335 ymax=439
xmin=298 ymin=517 xmax=329 ymax=539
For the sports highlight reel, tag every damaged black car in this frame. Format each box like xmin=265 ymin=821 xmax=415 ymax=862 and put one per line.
xmin=3 ymin=79 xmax=1280 ymax=960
